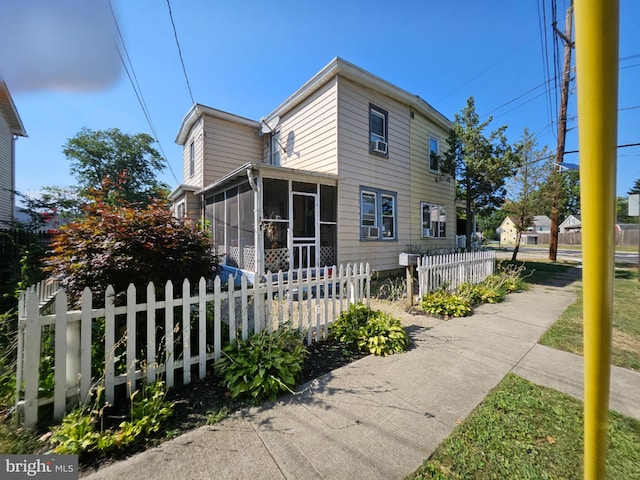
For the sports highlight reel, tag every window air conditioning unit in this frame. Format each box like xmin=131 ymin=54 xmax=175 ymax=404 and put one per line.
xmin=363 ymin=226 xmax=379 ymax=238
xmin=373 ymin=140 xmax=387 ymax=154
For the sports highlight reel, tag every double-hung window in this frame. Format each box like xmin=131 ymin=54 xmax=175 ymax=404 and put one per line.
xmin=421 ymin=202 xmax=447 ymax=238
xmin=360 ymin=187 xmax=396 ymax=240
xmin=429 ymin=136 xmax=439 ymax=172
xmin=270 ymin=131 xmax=281 ymax=166
xmin=369 ymin=105 xmax=388 ymax=155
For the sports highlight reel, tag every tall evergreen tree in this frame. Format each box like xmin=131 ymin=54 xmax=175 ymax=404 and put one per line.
xmin=440 ymin=97 xmax=518 ymax=250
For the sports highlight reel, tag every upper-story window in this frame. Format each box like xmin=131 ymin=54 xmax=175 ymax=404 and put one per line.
xmin=429 ymin=136 xmax=439 ymax=172
xmin=189 ymin=141 xmax=195 ymax=177
xmin=369 ymin=104 xmax=388 ymax=156
xmin=270 ymin=131 xmax=281 ymax=166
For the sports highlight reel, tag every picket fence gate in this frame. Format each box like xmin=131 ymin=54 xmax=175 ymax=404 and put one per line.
xmin=417 ymin=250 xmax=496 ymax=298
xmin=16 ymin=263 xmax=370 ymax=428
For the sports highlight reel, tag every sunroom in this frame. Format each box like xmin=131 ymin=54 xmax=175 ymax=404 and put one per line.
xmin=200 ymin=163 xmax=338 ymax=285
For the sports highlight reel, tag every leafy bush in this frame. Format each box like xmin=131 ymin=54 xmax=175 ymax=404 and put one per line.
xmin=420 ymin=290 xmax=472 ymax=319
xmin=51 ymin=381 xmax=174 ymax=456
xmin=45 ymin=188 xmax=216 ymax=302
xmin=216 ymin=327 xmax=308 ymax=403
xmin=330 ymin=303 xmax=410 ymax=356
xmin=457 ymin=282 xmax=505 ymax=305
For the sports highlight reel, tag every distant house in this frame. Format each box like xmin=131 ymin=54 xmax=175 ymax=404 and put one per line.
xmin=170 ymin=57 xmax=456 ymax=283
xmin=528 ymin=215 xmax=552 ymax=233
xmin=0 ymin=82 xmax=27 ymax=227
xmin=559 ymin=214 xmax=581 ymax=233
xmin=499 ymin=214 xmax=552 ymax=245
xmin=498 ymin=216 xmax=519 ymax=244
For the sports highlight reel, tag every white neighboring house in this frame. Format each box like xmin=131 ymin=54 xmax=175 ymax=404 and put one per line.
xmin=0 ymin=82 xmax=27 ymax=227
xmin=559 ymin=214 xmax=581 ymax=233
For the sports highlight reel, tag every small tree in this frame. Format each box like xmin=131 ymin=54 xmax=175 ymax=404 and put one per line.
xmin=45 ymin=187 xmax=216 ymax=302
xmin=504 ymin=129 xmax=551 ymax=261
xmin=440 ymin=97 xmax=518 ymax=250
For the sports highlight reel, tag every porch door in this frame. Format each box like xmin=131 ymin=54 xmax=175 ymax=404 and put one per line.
xmin=291 ymin=192 xmax=318 ymax=269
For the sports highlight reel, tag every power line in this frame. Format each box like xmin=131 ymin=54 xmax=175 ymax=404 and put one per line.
xmin=565 ymin=143 xmax=640 ymax=155
xmin=166 ymin=0 xmax=195 ymax=106
xmin=108 ymin=1 xmax=179 ymax=184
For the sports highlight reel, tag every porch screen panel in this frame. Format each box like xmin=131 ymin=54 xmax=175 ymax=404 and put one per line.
xmin=238 ymin=182 xmax=254 ymax=270
xmin=226 ymin=188 xmax=239 ymax=267
xmin=205 ymin=197 xmax=214 ymax=247
xmin=213 ymin=193 xmax=225 ymax=257
xmin=263 ymin=178 xmax=288 ymax=219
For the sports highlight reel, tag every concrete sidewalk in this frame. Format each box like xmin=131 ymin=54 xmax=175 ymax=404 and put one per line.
xmin=83 ymin=285 xmax=640 ymax=480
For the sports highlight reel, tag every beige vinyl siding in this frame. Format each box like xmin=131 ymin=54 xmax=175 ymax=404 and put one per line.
xmin=0 ymin=114 xmax=13 ymax=224
xmin=409 ymin=111 xmax=456 ymax=249
xmin=183 ymin=115 xmax=263 ymax=188
xmin=182 ymin=120 xmax=204 ymax=188
xmin=202 ymin=116 xmax=262 ymax=186
xmin=276 ymin=79 xmax=338 ymax=174
xmin=335 ymin=76 xmax=412 ymax=272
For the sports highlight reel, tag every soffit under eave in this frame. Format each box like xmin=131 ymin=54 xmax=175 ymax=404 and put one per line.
xmin=0 ymin=83 xmax=27 ymax=136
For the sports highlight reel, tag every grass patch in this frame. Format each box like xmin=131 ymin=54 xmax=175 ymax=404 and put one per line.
xmin=540 ymin=268 xmax=640 ymax=371
xmin=406 ymin=373 xmax=640 ymax=479
xmin=499 ymin=259 xmax=579 ymax=286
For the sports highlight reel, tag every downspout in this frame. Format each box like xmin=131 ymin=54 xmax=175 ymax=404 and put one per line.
xmin=247 ymin=168 xmax=263 ymax=277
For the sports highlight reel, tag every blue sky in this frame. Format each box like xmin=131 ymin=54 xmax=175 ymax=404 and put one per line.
xmin=4 ymin=0 xmax=640 ymax=200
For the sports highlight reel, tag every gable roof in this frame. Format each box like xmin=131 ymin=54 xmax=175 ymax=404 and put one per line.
xmin=175 ymin=58 xmax=452 ymax=146
xmin=0 ymin=82 xmax=27 ymax=136
xmin=532 ymin=215 xmax=551 ymax=227
xmin=176 ymin=104 xmax=260 ymax=146
xmin=263 ymin=57 xmax=451 ymax=132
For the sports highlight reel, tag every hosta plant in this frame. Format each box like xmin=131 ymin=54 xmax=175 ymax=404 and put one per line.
xmin=330 ymin=303 xmax=410 ymax=356
xmin=420 ymin=290 xmax=472 ymax=319
xmin=216 ymin=327 xmax=308 ymax=403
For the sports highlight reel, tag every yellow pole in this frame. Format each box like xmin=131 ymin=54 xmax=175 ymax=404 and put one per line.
xmin=574 ymin=1 xmax=619 ymax=478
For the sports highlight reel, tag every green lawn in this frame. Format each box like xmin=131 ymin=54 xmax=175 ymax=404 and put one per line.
xmin=406 ymin=374 xmax=640 ymax=480
xmin=540 ymin=268 xmax=640 ymax=371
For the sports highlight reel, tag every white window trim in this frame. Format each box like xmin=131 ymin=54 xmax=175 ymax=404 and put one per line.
xmin=421 ymin=202 xmax=447 ymax=238
xmin=360 ymin=187 xmax=397 ymax=241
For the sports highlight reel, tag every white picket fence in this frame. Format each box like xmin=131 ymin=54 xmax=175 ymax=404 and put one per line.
xmin=16 ymin=263 xmax=370 ymax=428
xmin=417 ymin=250 xmax=496 ymax=298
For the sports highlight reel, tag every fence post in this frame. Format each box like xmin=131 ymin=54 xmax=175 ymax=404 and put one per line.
xmin=54 ymin=289 xmax=68 ymax=420
xmin=104 ymin=285 xmax=116 ymax=405
xmin=165 ymin=280 xmax=175 ymax=389
xmin=198 ymin=277 xmax=207 ymax=379
xmin=146 ymin=282 xmax=156 ymax=384
xmin=80 ymin=287 xmax=92 ymax=405
xmin=23 ymin=290 xmax=41 ymax=428
xmin=126 ymin=284 xmax=137 ymax=396
xmin=182 ymin=279 xmax=192 ymax=386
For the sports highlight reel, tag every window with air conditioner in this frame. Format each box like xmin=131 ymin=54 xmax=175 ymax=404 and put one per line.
xmin=369 ymin=104 xmax=388 ymax=156
xmin=421 ymin=202 xmax=447 ymax=238
xmin=360 ymin=187 xmax=396 ymax=240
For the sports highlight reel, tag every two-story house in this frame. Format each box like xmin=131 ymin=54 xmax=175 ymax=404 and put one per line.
xmin=0 ymin=82 xmax=27 ymax=227
xmin=170 ymin=58 xmax=455 ymax=283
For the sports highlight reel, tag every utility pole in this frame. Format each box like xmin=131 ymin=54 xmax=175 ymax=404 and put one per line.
xmin=549 ymin=1 xmax=574 ymax=261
